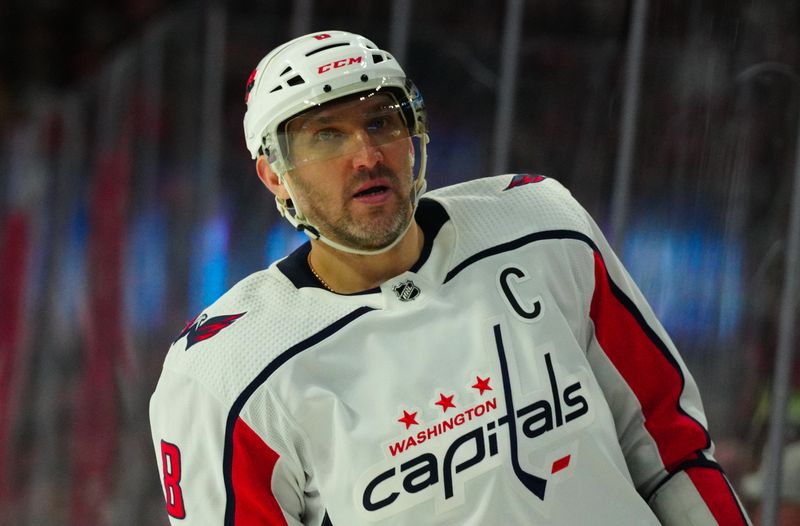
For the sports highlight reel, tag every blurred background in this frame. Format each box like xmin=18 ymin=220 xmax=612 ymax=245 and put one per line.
xmin=1 ymin=0 xmax=799 ymax=524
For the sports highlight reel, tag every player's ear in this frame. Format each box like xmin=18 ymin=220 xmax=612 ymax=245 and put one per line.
xmin=256 ymin=155 xmax=290 ymax=201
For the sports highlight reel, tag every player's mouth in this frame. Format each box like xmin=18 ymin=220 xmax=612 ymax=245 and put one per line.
xmin=352 ymin=180 xmax=392 ymax=205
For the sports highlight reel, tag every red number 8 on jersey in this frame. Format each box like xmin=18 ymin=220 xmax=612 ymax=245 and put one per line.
xmin=161 ymin=440 xmax=186 ymax=519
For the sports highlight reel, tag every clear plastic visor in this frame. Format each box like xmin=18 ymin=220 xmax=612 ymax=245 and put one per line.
xmin=278 ymin=93 xmax=412 ymax=171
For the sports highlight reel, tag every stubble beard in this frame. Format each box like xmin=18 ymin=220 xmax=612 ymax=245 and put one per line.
xmin=290 ymin=164 xmax=414 ymax=251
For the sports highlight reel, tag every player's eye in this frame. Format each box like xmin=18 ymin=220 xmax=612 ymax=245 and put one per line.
xmin=366 ymin=116 xmax=388 ymax=133
xmin=313 ymin=128 xmax=344 ymax=144
xmin=367 ymin=115 xmax=405 ymax=139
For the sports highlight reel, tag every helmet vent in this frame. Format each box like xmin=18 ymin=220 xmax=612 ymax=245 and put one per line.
xmin=372 ymin=54 xmax=384 ymax=64
xmin=286 ymin=75 xmax=305 ymax=87
xmin=269 ymin=85 xmax=283 ymax=93
xmin=305 ymin=42 xmax=348 ymax=56
xmin=280 ymin=66 xmax=293 ymax=76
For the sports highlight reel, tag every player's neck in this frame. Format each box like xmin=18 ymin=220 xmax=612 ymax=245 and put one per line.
xmin=308 ymin=221 xmax=424 ymax=294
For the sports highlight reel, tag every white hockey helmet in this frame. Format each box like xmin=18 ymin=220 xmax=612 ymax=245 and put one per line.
xmin=243 ymin=30 xmax=430 ymax=255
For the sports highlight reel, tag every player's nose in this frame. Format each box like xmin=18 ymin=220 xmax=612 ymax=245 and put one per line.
xmin=349 ymin=130 xmax=383 ymax=170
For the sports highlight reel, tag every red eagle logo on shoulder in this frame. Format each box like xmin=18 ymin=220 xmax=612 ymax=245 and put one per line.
xmin=173 ymin=312 xmax=246 ymax=350
xmin=503 ymin=174 xmax=547 ymax=191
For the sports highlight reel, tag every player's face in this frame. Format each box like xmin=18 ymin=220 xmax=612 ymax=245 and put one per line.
xmin=283 ymin=94 xmax=415 ymax=251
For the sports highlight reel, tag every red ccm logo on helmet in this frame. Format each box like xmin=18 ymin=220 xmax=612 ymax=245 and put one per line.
xmin=318 ymin=56 xmax=363 ymax=74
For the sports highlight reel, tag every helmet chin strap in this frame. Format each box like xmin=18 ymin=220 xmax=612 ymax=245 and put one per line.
xmin=275 ymin=134 xmax=429 ymax=256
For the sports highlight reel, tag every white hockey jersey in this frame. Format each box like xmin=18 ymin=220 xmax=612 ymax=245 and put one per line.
xmin=150 ymin=175 xmax=750 ymax=525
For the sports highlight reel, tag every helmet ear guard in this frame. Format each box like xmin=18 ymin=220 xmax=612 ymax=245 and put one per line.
xmin=243 ymin=31 xmax=430 ymax=256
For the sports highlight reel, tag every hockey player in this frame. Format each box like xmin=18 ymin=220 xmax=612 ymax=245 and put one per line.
xmin=150 ymin=30 xmax=751 ymax=525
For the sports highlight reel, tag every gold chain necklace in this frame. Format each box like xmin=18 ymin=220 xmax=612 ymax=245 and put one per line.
xmin=307 ymin=255 xmax=333 ymax=292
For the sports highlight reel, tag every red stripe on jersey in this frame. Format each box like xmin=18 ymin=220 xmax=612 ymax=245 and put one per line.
xmin=686 ymin=467 xmax=745 ymax=524
xmin=589 ymin=251 xmax=708 ymax=472
xmin=232 ymin=418 xmax=288 ymax=525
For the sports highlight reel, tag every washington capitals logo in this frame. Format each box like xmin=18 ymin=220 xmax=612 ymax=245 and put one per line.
xmin=392 ymin=280 xmax=420 ymax=302
xmin=244 ymin=68 xmax=258 ymax=104
xmin=173 ymin=312 xmax=246 ymax=350
xmin=503 ymin=174 xmax=547 ymax=191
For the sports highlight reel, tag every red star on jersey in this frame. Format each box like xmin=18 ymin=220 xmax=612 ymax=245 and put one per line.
xmin=398 ymin=410 xmax=419 ymax=429
xmin=472 ymin=376 xmax=492 ymax=396
xmin=435 ymin=394 xmax=456 ymax=412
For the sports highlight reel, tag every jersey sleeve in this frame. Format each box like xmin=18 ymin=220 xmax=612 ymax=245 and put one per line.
xmin=579 ymin=211 xmax=751 ymax=525
xmin=149 ymin=367 xmax=305 ymax=525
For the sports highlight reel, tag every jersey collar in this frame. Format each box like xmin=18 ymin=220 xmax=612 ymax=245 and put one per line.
xmin=277 ymin=198 xmax=450 ymax=293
